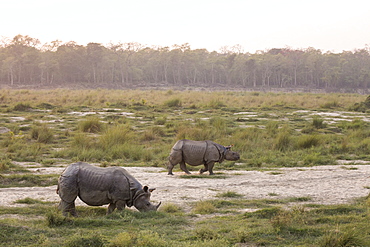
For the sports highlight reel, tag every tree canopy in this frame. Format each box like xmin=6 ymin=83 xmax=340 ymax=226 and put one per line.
xmin=1 ymin=35 xmax=369 ymax=92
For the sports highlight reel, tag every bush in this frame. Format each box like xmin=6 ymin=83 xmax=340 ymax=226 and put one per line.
xmin=46 ymin=210 xmax=73 ymax=227
xmin=13 ymin=103 xmax=32 ymax=111
xmin=216 ymin=191 xmax=243 ymax=198
xmin=319 ymin=229 xmax=365 ymax=247
xmin=274 ymin=131 xmax=291 ymax=151
xmin=78 ymin=117 xmax=105 ymax=133
xmin=31 ymin=124 xmax=54 ymax=143
xmin=194 ymin=227 xmax=219 ymax=240
xmin=141 ymin=126 xmax=165 ymax=141
xmin=208 ymin=99 xmax=225 ymax=109
xmin=160 ymin=203 xmax=183 ymax=213
xmin=312 ymin=117 xmax=326 ymax=129
xmin=266 ymin=121 xmax=279 ymax=135
xmin=0 ymin=158 xmax=12 ymax=172
xmin=209 ymin=117 xmax=227 ymax=132
xmin=164 ymin=98 xmax=182 ymax=107
xmin=193 ymin=201 xmax=216 ymax=214
xmin=71 ymin=133 xmax=96 ymax=149
xmin=65 ymin=234 xmax=105 ymax=247
xmin=154 ymin=116 xmax=167 ymax=125
xmin=108 ymin=232 xmax=133 ymax=247
xmin=135 ymin=230 xmax=167 ymax=247
xmin=99 ymin=124 xmax=133 ymax=148
xmin=296 ymin=135 xmax=321 ymax=149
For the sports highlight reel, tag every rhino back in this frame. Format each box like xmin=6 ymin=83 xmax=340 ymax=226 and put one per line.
xmin=204 ymin=141 xmax=225 ymax=162
xmin=182 ymin=140 xmax=208 ymax=165
xmin=77 ymin=164 xmax=133 ymax=206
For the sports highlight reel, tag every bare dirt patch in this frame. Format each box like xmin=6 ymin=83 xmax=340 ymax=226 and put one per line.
xmin=1 ymin=164 xmax=370 ymax=212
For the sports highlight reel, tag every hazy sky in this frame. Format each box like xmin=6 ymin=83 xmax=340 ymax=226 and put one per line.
xmin=1 ymin=0 xmax=370 ymax=53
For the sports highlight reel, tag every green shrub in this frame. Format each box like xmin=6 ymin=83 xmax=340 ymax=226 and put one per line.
xmin=302 ymin=152 xmax=333 ymax=166
xmin=160 ymin=203 xmax=183 ymax=213
xmin=0 ymin=158 xmax=12 ymax=172
xmin=312 ymin=117 xmax=326 ymax=129
xmin=175 ymin=126 xmax=214 ymax=141
xmin=245 ymin=207 xmax=282 ymax=219
xmin=15 ymin=197 xmax=45 ymax=204
xmin=13 ymin=102 xmax=32 ymax=111
xmin=154 ymin=116 xmax=167 ymax=125
xmin=217 ymin=191 xmax=243 ymax=198
xmin=321 ymin=101 xmax=339 ymax=109
xmin=274 ymin=131 xmax=291 ymax=151
xmin=193 ymin=201 xmax=216 ymax=214
xmin=209 ymin=117 xmax=227 ymax=132
xmin=338 ymin=119 xmax=366 ymax=130
xmin=266 ymin=121 xmax=279 ymax=135
xmin=234 ymin=227 xmax=252 ymax=243
xmin=99 ymin=124 xmax=133 ymax=148
xmin=64 ymin=234 xmax=105 ymax=247
xmin=31 ymin=124 xmax=54 ymax=143
xmin=46 ymin=210 xmax=73 ymax=227
xmin=164 ymin=98 xmax=182 ymax=107
xmin=0 ymin=174 xmax=58 ymax=188
xmin=296 ymin=134 xmax=321 ymax=149
xmin=78 ymin=117 xmax=105 ymax=133
xmin=135 ymin=230 xmax=167 ymax=247
xmin=108 ymin=232 xmax=133 ymax=247
xmin=208 ymin=99 xmax=225 ymax=109
xmin=270 ymin=210 xmax=293 ymax=231
xmin=319 ymin=229 xmax=365 ymax=247
xmin=141 ymin=126 xmax=165 ymax=141
xmin=194 ymin=227 xmax=219 ymax=240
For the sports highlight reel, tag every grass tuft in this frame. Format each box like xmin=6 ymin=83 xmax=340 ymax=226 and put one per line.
xmin=193 ymin=201 xmax=216 ymax=214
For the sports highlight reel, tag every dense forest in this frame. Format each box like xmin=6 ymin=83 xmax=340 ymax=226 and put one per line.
xmin=0 ymin=35 xmax=369 ymax=92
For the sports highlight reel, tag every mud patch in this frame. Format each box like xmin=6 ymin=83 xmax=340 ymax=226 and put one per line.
xmin=1 ymin=164 xmax=370 ymax=212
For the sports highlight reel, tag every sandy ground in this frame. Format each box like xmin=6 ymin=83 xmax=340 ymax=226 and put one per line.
xmin=1 ymin=162 xmax=370 ymax=212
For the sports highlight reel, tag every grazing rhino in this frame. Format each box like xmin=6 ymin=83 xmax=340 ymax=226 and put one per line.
xmin=167 ymin=139 xmax=240 ymax=175
xmin=57 ymin=162 xmax=161 ymax=216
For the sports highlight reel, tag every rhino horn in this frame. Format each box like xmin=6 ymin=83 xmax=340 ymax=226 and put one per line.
xmin=156 ymin=201 xmax=162 ymax=209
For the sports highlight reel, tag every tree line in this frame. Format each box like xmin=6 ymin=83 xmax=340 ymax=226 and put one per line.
xmin=1 ymin=35 xmax=369 ymax=91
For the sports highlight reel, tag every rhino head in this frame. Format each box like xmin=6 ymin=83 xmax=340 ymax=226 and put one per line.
xmin=224 ymin=145 xmax=240 ymax=161
xmin=133 ymin=186 xmax=161 ymax=212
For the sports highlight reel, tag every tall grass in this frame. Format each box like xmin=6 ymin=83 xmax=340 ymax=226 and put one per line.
xmin=78 ymin=117 xmax=105 ymax=133
xmin=30 ymin=124 xmax=54 ymax=143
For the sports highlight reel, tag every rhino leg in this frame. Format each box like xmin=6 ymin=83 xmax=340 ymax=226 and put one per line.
xmin=199 ymin=164 xmax=208 ymax=174
xmin=180 ymin=161 xmax=191 ymax=174
xmin=107 ymin=203 xmax=116 ymax=214
xmin=59 ymin=200 xmax=77 ymax=217
xmin=116 ymin=200 xmax=126 ymax=211
xmin=167 ymin=161 xmax=175 ymax=175
xmin=207 ymin=162 xmax=215 ymax=175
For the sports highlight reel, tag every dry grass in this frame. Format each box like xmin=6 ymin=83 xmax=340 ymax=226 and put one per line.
xmin=0 ymin=89 xmax=365 ymax=110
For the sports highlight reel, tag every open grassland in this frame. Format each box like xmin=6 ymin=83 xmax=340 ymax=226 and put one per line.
xmin=0 ymin=89 xmax=370 ymax=246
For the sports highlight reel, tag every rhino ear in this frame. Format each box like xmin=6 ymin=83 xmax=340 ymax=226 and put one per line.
xmin=226 ymin=144 xmax=234 ymax=150
xmin=143 ymin=186 xmax=149 ymax=192
xmin=149 ymin=188 xmax=156 ymax=192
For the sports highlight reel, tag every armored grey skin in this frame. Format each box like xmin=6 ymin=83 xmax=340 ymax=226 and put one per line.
xmin=57 ymin=162 xmax=161 ymax=216
xmin=167 ymin=139 xmax=240 ymax=175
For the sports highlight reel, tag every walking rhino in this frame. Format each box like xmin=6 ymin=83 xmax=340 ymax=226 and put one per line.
xmin=167 ymin=139 xmax=240 ymax=175
xmin=57 ymin=162 xmax=161 ymax=216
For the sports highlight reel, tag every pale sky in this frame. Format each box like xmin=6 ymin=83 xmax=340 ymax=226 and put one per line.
xmin=1 ymin=0 xmax=370 ymax=53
